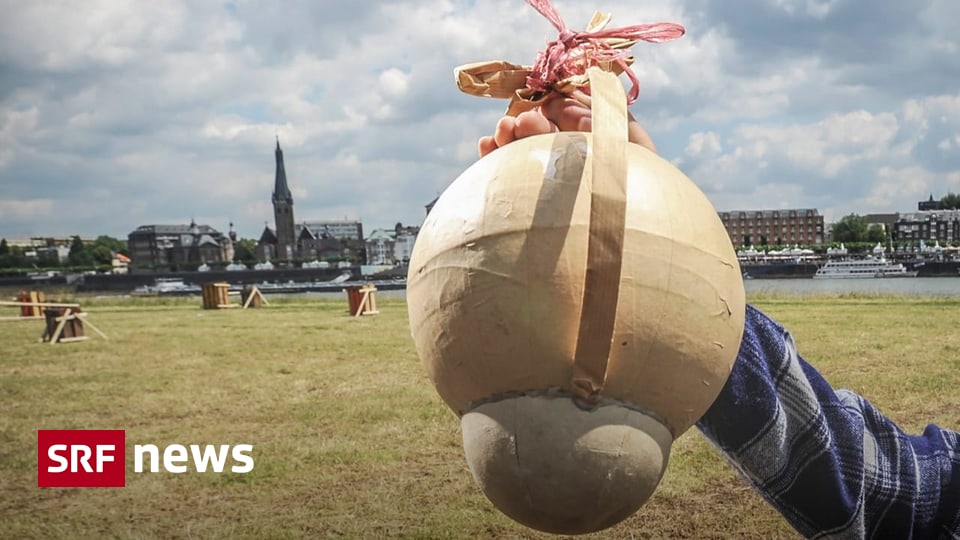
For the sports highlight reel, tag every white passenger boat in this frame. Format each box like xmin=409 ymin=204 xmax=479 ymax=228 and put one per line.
xmin=131 ymin=278 xmax=202 ymax=296
xmin=813 ymin=258 xmax=917 ymax=279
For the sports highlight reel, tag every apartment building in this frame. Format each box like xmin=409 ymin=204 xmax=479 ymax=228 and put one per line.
xmin=717 ymin=209 xmax=825 ymax=247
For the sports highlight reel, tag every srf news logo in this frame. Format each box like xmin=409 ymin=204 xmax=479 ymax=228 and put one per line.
xmin=38 ymin=430 xmax=254 ymax=488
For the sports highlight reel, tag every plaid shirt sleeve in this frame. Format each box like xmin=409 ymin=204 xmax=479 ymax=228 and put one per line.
xmin=696 ymin=305 xmax=960 ymax=539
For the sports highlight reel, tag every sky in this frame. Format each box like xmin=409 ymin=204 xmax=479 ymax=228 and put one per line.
xmin=0 ymin=0 xmax=958 ymax=242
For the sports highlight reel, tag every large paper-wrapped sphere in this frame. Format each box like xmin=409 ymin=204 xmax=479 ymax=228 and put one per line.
xmin=407 ymin=132 xmax=745 ymax=534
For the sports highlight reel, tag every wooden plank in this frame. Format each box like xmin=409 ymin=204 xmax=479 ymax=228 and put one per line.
xmin=56 ymin=336 xmax=89 ymax=343
xmin=0 ymin=301 xmax=82 ymax=309
xmin=47 ymin=316 xmax=69 ymax=344
xmin=354 ymin=290 xmax=367 ymax=317
xmin=241 ymin=286 xmax=266 ymax=309
xmin=354 ymin=289 xmax=379 ymax=317
xmin=73 ymin=312 xmax=109 ymax=340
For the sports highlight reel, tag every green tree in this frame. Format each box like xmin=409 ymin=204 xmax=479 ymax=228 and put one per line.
xmin=90 ymin=245 xmax=115 ymax=265
xmin=36 ymin=249 xmax=61 ymax=267
xmin=92 ymin=235 xmax=128 ymax=255
xmin=234 ymin=238 xmax=257 ymax=263
xmin=0 ymin=245 xmax=28 ymax=269
xmin=941 ymin=192 xmax=960 ymax=210
xmin=832 ymin=214 xmax=869 ymax=243
xmin=866 ymin=224 xmax=886 ymax=244
xmin=86 ymin=235 xmax=128 ymax=265
xmin=0 ymin=238 xmax=8 ymax=256
xmin=67 ymin=235 xmax=94 ymax=266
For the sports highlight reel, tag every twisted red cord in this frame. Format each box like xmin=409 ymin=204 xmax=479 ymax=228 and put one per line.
xmin=524 ymin=0 xmax=685 ymax=103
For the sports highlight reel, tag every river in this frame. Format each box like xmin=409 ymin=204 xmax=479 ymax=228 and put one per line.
xmin=290 ymin=277 xmax=960 ymax=301
xmin=744 ymin=277 xmax=960 ymax=297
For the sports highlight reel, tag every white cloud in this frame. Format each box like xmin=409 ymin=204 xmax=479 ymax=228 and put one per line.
xmin=863 ymin=166 xmax=934 ymax=209
xmin=379 ymin=69 xmax=410 ymax=98
xmin=676 ymin=92 xmax=959 ymax=223
xmin=0 ymin=199 xmax=55 ymax=220
xmin=0 ymin=0 xmax=957 ymax=241
xmin=770 ymin=0 xmax=840 ymax=18
xmin=685 ymin=131 xmax=722 ymax=158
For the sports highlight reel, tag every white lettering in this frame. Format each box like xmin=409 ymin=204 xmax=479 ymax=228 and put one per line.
xmin=47 ymin=444 xmax=69 ymax=473
xmin=134 ymin=444 xmax=160 ymax=473
xmin=190 ymin=445 xmax=230 ymax=473
xmin=163 ymin=444 xmax=188 ymax=473
xmin=231 ymin=444 xmax=254 ymax=473
xmin=95 ymin=445 xmax=115 ymax=472
xmin=72 ymin=445 xmax=93 ymax=473
xmin=129 ymin=443 xmax=255 ymax=473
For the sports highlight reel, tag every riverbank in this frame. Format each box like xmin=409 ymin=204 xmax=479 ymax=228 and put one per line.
xmin=0 ymin=265 xmax=405 ymax=295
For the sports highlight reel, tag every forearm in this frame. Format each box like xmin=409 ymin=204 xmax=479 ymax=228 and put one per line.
xmin=696 ymin=305 xmax=960 ymax=538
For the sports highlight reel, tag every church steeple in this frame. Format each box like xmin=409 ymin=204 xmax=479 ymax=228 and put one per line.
xmin=273 ymin=137 xmax=293 ymax=204
xmin=271 ymin=137 xmax=296 ymax=259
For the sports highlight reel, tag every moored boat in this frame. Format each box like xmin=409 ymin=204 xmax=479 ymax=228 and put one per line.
xmin=131 ymin=278 xmax=202 ymax=296
xmin=813 ymin=258 xmax=917 ymax=279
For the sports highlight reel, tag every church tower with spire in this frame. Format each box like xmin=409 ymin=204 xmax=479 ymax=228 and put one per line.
xmin=272 ymin=137 xmax=296 ymax=259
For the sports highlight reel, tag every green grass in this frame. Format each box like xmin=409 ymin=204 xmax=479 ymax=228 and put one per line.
xmin=1 ymin=292 xmax=958 ymax=539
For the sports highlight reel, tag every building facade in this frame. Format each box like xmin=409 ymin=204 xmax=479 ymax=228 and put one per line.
xmin=295 ymin=226 xmax=346 ymax=261
xmin=300 ymin=220 xmax=363 ymax=243
xmin=363 ymin=224 xmax=419 ymax=265
xmin=127 ymin=220 xmax=232 ymax=268
xmin=392 ymin=225 xmax=419 ymax=263
xmin=893 ymin=211 xmax=960 ymax=244
xmin=717 ymin=209 xmax=825 ymax=247
xmin=298 ymin=220 xmax=364 ymax=263
xmin=365 ymin=229 xmax=395 ymax=265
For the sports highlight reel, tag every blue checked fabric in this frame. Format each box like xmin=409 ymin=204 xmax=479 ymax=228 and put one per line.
xmin=696 ymin=305 xmax=960 ymax=539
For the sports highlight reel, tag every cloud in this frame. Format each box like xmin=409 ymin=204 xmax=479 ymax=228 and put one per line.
xmin=0 ymin=0 xmax=957 ymax=243
xmin=675 ymin=93 xmax=960 ymax=220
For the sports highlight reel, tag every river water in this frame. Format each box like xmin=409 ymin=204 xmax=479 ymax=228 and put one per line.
xmin=744 ymin=277 xmax=960 ymax=297
xmin=298 ymin=277 xmax=960 ymax=300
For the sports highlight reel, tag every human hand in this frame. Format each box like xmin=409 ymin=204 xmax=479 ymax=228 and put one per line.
xmin=477 ymin=92 xmax=657 ymax=158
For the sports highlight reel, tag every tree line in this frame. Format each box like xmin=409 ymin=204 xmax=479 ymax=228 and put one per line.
xmin=0 ymin=236 xmax=267 ymax=274
xmin=0 ymin=235 xmax=128 ymax=272
xmin=830 ymin=214 xmax=888 ymax=244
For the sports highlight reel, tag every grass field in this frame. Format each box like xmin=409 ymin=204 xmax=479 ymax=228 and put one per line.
xmin=1 ymin=291 xmax=958 ymax=539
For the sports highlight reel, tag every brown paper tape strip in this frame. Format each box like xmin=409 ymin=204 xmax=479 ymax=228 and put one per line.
xmin=570 ymin=67 xmax=628 ymax=406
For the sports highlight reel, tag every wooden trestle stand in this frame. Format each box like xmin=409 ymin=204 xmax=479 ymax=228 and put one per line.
xmin=1 ymin=295 xmax=108 ymax=344
xmin=202 ymin=283 xmax=267 ymax=309
xmin=343 ymin=284 xmax=379 ymax=317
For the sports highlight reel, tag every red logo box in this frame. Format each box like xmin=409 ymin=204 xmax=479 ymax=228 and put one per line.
xmin=38 ymin=430 xmax=126 ymax=487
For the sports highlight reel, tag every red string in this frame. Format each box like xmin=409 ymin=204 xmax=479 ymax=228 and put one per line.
xmin=524 ymin=0 xmax=685 ymax=104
